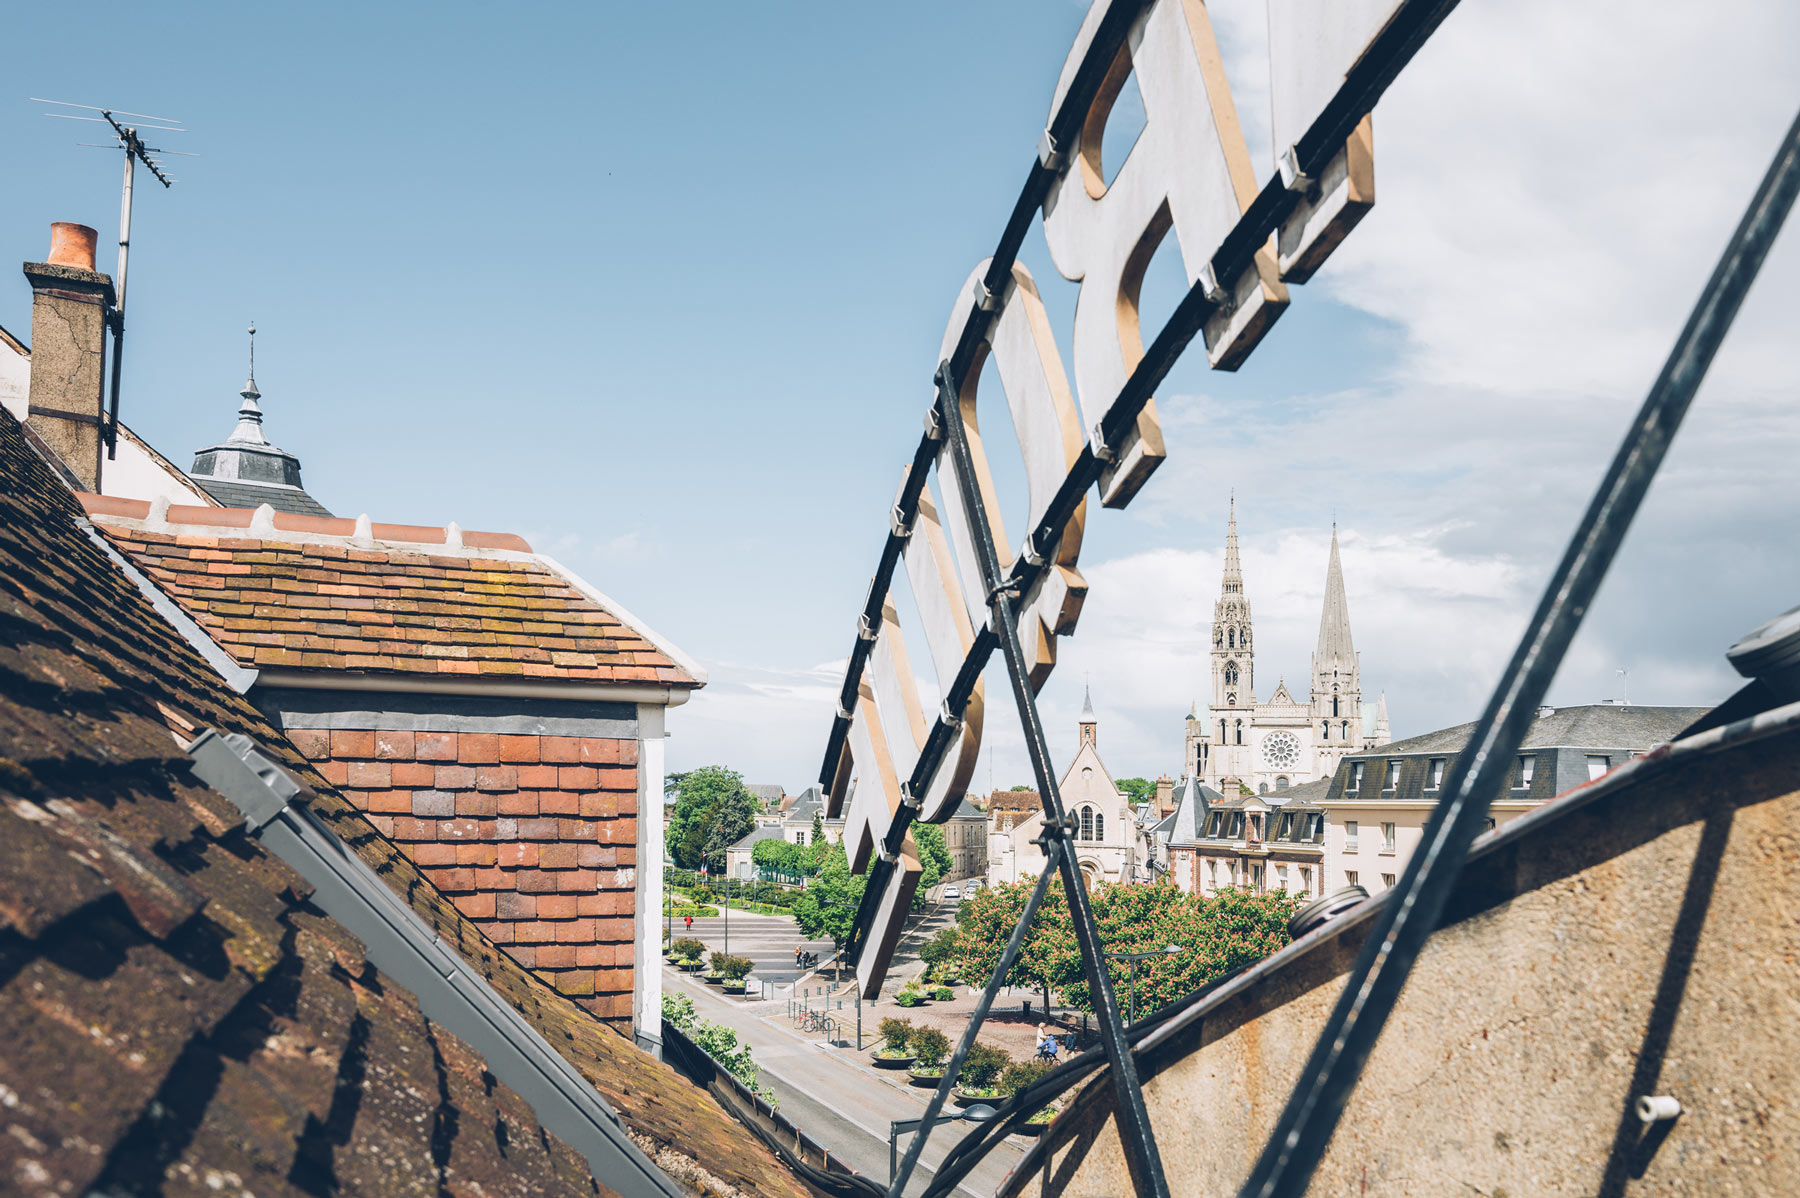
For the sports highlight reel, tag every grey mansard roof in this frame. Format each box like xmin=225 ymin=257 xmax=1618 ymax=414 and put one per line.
xmin=1370 ymin=704 xmax=1709 ymax=759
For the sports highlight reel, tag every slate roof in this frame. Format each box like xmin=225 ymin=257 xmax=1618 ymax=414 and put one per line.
xmin=1368 ymin=704 xmax=1708 ymax=758
xmin=191 ymin=474 xmax=333 ymax=516
xmin=81 ymin=496 xmax=702 ymax=690
xmin=728 ymin=825 xmax=791 ymax=853
xmin=0 ymin=409 xmax=808 ymax=1198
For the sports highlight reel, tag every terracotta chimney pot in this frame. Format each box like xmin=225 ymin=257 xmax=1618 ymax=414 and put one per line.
xmin=46 ymin=223 xmax=99 ymax=272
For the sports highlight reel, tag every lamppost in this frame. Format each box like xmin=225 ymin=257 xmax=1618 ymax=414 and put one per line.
xmin=1103 ymin=944 xmax=1185 ymax=1025
xmin=889 ymin=1105 xmax=998 ymax=1187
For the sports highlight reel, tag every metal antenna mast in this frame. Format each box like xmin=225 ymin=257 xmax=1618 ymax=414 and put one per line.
xmin=33 ymin=98 xmax=194 ymax=458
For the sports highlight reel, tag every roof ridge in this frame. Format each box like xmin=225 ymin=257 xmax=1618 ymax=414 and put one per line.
xmin=81 ymin=492 xmax=534 ymax=555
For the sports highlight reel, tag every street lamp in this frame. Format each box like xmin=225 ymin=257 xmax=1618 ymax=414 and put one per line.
xmin=1103 ymin=944 xmax=1185 ymax=1025
xmin=889 ymin=1104 xmax=998 ymax=1187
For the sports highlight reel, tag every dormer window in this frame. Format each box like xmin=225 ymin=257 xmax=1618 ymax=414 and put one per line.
xmin=1384 ymin=760 xmax=1401 ymax=790
xmin=1517 ymin=755 xmax=1536 ymax=788
xmin=1426 ymin=758 xmax=1445 ymax=790
xmin=1348 ymin=761 xmax=1365 ymax=792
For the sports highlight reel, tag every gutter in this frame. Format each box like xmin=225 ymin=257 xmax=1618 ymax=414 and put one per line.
xmin=254 ymin=667 xmax=694 ymax=707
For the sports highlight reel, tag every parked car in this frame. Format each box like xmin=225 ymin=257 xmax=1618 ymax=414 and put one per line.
xmin=963 ymin=879 xmax=984 ymax=893
xmin=941 ymin=885 xmax=961 ymax=902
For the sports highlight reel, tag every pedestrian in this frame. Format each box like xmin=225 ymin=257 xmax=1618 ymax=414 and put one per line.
xmin=794 ymin=945 xmax=802 ymax=968
xmin=684 ymin=914 xmax=693 ymax=932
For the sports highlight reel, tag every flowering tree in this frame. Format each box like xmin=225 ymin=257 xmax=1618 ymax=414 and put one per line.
xmin=953 ymin=879 xmax=1298 ymax=1018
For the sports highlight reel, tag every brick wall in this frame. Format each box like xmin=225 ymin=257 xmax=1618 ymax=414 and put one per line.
xmin=290 ymin=725 xmax=641 ymax=1026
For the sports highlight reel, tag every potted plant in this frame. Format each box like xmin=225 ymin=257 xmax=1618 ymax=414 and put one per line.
xmin=928 ymin=984 xmax=956 ymax=1002
xmin=703 ymin=950 xmax=729 ymax=984
xmin=721 ymin=955 xmax=754 ymax=995
xmin=872 ymin=1018 xmax=915 ymax=1069
xmin=953 ymin=1043 xmax=1010 ymax=1105
xmin=998 ymin=1060 xmax=1058 ymax=1135
xmin=672 ymin=938 xmax=706 ymax=972
xmin=907 ymin=1027 xmax=950 ymax=1087
xmin=895 ymin=984 xmax=927 ymax=1008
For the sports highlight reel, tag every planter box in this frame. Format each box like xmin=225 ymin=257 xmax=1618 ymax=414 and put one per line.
xmin=679 ymin=961 xmax=704 ymax=972
xmin=871 ymin=1053 xmax=915 ymax=1070
xmin=953 ymin=1087 xmax=1000 ymax=1107
xmin=908 ymin=1069 xmax=947 ymax=1088
xmin=702 ymin=974 xmax=725 ymax=985
xmin=723 ymin=982 xmax=747 ymax=994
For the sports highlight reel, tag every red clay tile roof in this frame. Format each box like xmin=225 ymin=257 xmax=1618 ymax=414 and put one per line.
xmin=81 ymin=496 xmax=701 ymax=689
xmin=0 ymin=412 xmax=801 ymax=1198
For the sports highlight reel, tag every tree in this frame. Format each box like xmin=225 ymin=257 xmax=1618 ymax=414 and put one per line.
xmin=791 ymin=839 xmax=866 ymax=970
xmin=667 ymin=764 xmax=758 ymax=871
xmin=950 ymin=879 xmax=1299 ymax=1019
xmin=809 ymin=810 xmax=825 ymax=844
xmin=664 ymin=770 xmax=691 ymax=801
xmin=1116 ymin=777 xmax=1156 ymax=807
xmin=913 ymin=822 xmax=953 ymax=893
xmin=1009 ymin=784 xmax=1034 ymax=792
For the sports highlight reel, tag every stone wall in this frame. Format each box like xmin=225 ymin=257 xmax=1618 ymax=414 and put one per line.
xmin=1011 ymin=720 xmax=1800 ymax=1197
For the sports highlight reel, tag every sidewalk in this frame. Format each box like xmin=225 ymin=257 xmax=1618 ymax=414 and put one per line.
xmin=667 ymin=967 xmax=1024 ymax=1197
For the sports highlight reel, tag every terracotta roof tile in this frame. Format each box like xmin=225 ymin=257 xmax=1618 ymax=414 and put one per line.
xmin=84 ymin=502 xmax=700 ymax=690
xmin=0 ymin=412 xmax=800 ymax=1197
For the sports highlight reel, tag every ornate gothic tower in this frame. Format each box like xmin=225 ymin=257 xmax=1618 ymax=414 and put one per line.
xmin=1309 ymin=525 xmax=1364 ymax=778
xmin=1207 ymin=500 xmax=1255 ymax=788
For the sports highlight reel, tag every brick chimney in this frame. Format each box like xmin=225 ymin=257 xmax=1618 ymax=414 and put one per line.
xmin=24 ymin=223 xmax=115 ymax=490
xmin=1155 ymin=775 xmax=1175 ymax=817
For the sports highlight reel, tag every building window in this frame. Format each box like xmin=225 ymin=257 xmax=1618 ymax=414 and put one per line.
xmin=1277 ymin=865 xmax=1288 ymax=889
xmin=1079 ymin=806 xmax=1095 ymax=841
xmin=1300 ymin=866 xmax=1312 ymax=894
xmin=1207 ymin=859 xmax=1217 ymax=885
xmin=1381 ymin=822 xmax=1396 ymax=853
xmin=1258 ymin=781 xmax=1269 ymax=795
xmin=1251 ymin=864 xmax=1265 ymax=892
xmin=1323 ymin=721 xmax=1330 ymax=738
xmin=1384 ymin=760 xmax=1401 ymax=790
xmin=1426 ymin=758 xmax=1445 ymax=790
xmin=1235 ymin=720 xmax=1244 ymax=745
xmin=1345 ymin=820 xmax=1358 ymax=851
xmin=1346 ymin=870 xmax=1359 ymax=887
xmin=1381 ymin=873 xmax=1396 ymax=889
xmin=1517 ymin=755 xmax=1536 ymax=788
xmin=1276 ymin=775 xmax=1289 ymax=790
xmin=1331 ymin=685 xmax=1340 ymax=718
xmin=1586 ymin=754 xmax=1611 ymax=780
xmin=1348 ymin=761 xmax=1364 ymax=792
xmin=1278 ymin=813 xmax=1295 ymax=839
xmin=1228 ymin=629 xmax=1236 ymax=649
xmin=1341 ymin=720 xmax=1350 ymax=740
xmin=1308 ymin=813 xmax=1325 ymax=842
xmin=1227 ymin=812 xmax=1245 ymax=839
xmin=1094 ymin=809 xmax=1105 ymax=842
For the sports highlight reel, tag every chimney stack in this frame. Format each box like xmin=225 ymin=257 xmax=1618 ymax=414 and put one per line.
xmin=24 ymin=222 xmax=115 ymax=491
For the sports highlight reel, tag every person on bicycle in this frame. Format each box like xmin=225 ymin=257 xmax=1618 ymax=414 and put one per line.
xmin=1035 ymin=1024 xmax=1060 ymax=1062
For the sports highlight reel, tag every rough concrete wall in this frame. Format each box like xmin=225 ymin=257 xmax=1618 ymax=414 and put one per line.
xmin=293 ymin=727 xmax=642 ymax=1026
xmin=23 ymin=266 xmax=110 ymax=491
xmin=1015 ymin=729 xmax=1799 ymax=1197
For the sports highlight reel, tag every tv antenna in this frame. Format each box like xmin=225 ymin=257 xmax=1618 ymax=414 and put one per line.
xmin=33 ymin=97 xmax=195 ymax=458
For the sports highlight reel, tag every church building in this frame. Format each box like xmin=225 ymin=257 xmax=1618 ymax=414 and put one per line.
xmin=1184 ymin=502 xmax=1390 ymax=796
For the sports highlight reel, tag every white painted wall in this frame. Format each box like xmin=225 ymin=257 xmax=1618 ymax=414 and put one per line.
xmin=633 ymin=703 xmax=666 ymax=1055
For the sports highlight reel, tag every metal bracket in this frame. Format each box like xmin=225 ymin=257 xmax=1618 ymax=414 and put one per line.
xmin=939 ymin=699 xmax=964 ymax=732
xmin=1089 ymin=423 xmax=1117 ymax=463
xmin=1037 ymin=128 xmax=1066 ymax=171
xmin=857 ymin=612 xmax=878 ymax=643
xmin=1198 ymin=262 xmax=1231 ymax=307
xmin=923 ymin=404 xmax=943 ymax=442
xmin=973 ymin=275 xmax=1006 ymax=313
xmin=1021 ymin=536 xmax=1047 ymax=569
xmin=890 ymin=504 xmax=914 ymax=539
xmin=899 ymin=783 xmax=922 ymax=811
xmin=1279 ymin=144 xmax=1313 ymax=193
xmin=875 ymin=842 xmax=899 ymax=864
xmin=835 ymin=702 xmax=854 ymax=722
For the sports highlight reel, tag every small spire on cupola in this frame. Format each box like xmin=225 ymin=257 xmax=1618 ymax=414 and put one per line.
xmin=231 ymin=323 xmax=270 ymax=446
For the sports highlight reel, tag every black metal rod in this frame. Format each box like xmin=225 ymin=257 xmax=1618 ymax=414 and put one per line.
xmin=829 ymin=0 xmax=1470 ymax=945
xmin=1239 ymin=102 xmax=1800 ymax=1198
xmin=933 ymin=368 xmax=1168 ymax=1198
xmin=887 ymin=840 xmax=1063 ymax=1198
xmin=105 ymin=315 xmax=123 ymax=459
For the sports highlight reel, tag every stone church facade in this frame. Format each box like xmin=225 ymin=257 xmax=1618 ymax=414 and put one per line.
xmin=1184 ymin=503 xmax=1390 ymax=796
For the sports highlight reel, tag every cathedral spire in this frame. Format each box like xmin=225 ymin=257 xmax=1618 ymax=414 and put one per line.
xmin=1221 ymin=493 xmax=1243 ymax=595
xmin=1314 ymin=524 xmax=1355 ymax=672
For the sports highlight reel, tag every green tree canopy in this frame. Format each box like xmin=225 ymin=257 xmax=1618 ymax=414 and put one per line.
xmin=951 ymin=879 xmax=1297 ymax=1018
xmin=668 ymin=765 xmax=759 ymax=871
xmin=790 ymin=839 xmax=866 ymax=952
xmin=1115 ymin=777 xmax=1156 ymax=806
xmin=913 ymin=822 xmax=953 ymax=893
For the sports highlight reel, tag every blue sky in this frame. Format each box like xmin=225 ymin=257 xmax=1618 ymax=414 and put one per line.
xmin=5 ymin=1 xmax=1797 ymax=791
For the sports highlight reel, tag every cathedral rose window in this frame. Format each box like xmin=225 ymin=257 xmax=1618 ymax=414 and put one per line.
xmin=1262 ymin=730 xmax=1301 ymax=770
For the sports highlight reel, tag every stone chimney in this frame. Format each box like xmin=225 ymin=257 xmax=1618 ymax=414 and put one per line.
xmin=1155 ymin=775 xmax=1174 ymax=817
xmin=24 ymin=223 xmax=115 ymax=491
